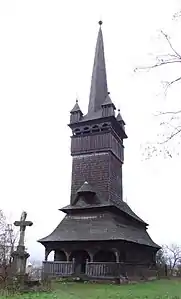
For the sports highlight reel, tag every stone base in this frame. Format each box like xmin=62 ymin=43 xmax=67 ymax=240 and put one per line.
xmin=12 ymin=246 xmax=30 ymax=258
xmin=11 ymin=246 xmax=30 ymax=277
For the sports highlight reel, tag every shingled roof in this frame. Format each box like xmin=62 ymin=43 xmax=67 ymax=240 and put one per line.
xmin=70 ymin=100 xmax=83 ymax=114
xmin=61 ymin=200 xmax=147 ymax=224
xmin=77 ymin=181 xmax=96 ymax=194
xmin=88 ymin=21 xmax=108 ymax=115
xmin=61 ymin=183 xmax=147 ymax=226
xmin=117 ymin=109 xmax=125 ymax=125
xmin=102 ymin=92 xmax=116 ymax=109
xmin=38 ymin=212 xmax=160 ymax=248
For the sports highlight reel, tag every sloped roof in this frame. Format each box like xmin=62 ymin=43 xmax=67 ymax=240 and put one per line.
xmin=38 ymin=212 xmax=160 ymax=248
xmin=117 ymin=110 xmax=125 ymax=125
xmin=77 ymin=181 xmax=96 ymax=194
xmin=70 ymin=100 xmax=82 ymax=114
xmin=61 ymin=202 xmax=110 ymax=211
xmin=102 ymin=93 xmax=116 ymax=109
xmin=61 ymin=197 xmax=147 ymax=225
xmin=113 ymin=200 xmax=147 ymax=225
xmin=80 ymin=108 xmax=103 ymax=122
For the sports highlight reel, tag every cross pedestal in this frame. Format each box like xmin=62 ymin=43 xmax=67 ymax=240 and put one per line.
xmin=11 ymin=246 xmax=30 ymax=277
xmin=11 ymin=212 xmax=33 ymax=285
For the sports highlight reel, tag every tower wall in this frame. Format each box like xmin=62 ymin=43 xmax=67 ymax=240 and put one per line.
xmin=71 ymin=131 xmax=124 ymax=162
xmin=70 ymin=151 xmax=123 ymax=204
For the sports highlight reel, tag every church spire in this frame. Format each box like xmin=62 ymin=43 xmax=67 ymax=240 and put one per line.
xmin=88 ymin=21 xmax=108 ymax=114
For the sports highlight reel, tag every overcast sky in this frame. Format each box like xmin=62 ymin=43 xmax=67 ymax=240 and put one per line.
xmin=0 ymin=0 xmax=181 ymax=261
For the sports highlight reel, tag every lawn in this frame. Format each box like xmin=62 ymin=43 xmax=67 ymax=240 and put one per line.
xmin=1 ymin=279 xmax=181 ymax=299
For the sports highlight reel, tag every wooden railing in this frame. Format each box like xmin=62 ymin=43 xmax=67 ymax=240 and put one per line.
xmin=42 ymin=261 xmax=157 ymax=279
xmin=42 ymin=261 xmax=75 ymax=277
xmin=86 ymin=262 xmax=124 ymax=278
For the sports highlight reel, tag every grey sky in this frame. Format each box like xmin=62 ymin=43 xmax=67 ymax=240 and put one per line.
xmin=0 ymin=0 xmax=181 ymax=260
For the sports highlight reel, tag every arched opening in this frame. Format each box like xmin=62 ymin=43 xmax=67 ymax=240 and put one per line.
xmin=45 ymin=249 xmax=54 ymax=261
xmin=70 ymin=250 xmax=90 ymax=274
xmin=94 ymin=250 xmax=116 ymax=262
xmin=54 ymin=250 xmax=67 ymax=261
xmin=101 ymin=123 xmax=109 ymax=131
xmin=83 ymin=126 xmax=90 ymax=134
xmin=73 ymin=128 xmax=81 ymax=136
xmin=92 ymin=125 xmax=100 ymax=133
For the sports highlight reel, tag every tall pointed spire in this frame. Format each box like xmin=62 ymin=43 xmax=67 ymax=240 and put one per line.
xmin=88 ymin=21 xmax=108 ymax=114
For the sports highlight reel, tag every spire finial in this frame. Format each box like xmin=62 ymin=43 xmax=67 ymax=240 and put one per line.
xmin=118 ymin=108 xmax=120 ymax=112
xmin=98 ymin=20 xmax=103 ymax=26
xmin=88 ymin=20 xmax=107 ymax=113
xmin=76 ymin=99 xmax=78 ymax=103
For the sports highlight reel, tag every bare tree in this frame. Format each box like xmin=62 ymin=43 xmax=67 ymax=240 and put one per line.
xmin=160 ymin=244 xmax=181 ymax=275
xmin=165 ymin=244 xmax=181 ymax=274
xmin=135 ymin=30 xmax=181 ymax=95
xmin=135 ymin=14 xmax=181 ymax=156
xmin=0 ymin=210 xmax=18 ymax=282
xmin=156 ymin=247 xmax=168 ymax=266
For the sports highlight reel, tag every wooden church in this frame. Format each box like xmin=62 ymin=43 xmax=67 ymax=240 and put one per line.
xmin=38 ymin=21 xmax=160 ymax=280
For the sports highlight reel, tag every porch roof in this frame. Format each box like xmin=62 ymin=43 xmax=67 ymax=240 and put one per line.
xmin=38 ymin=213 xmax=160 ymax=249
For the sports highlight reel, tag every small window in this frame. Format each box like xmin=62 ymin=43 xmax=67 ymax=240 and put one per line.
xmin=83 ymin=126 xmax=90 ymax=134
xmin=101 ymin=123 xmax=109 ymax=131
xmin=74 ymin=128 xmax=81 ymax=136
xmin=92 ymin=125 xmax=100 ymax=133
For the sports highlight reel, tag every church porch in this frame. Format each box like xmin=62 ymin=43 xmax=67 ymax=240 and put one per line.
xmin=42 ymin=260 xmax=157 ymax=280
xmin=42 ymin=241 xmax=157 ymax=280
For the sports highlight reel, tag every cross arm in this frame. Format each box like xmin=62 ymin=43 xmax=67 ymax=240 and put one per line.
xmin=14 ymin=221 xmax=33 ymax=227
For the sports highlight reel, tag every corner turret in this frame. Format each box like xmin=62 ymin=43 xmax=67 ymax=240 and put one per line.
xmin=70 ymin=99 xmax=83 ymax=123
xmin=102 ymin=92 xmax=116 ymax=117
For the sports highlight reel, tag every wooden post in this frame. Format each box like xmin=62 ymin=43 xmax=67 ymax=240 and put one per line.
xmin=72 ymin=258 xmax=75 ymax=273
xmin=164 ymin=264 xmax=168 ymax=277
xmin=89 ymin=253 xmax=94 ymax=262
xmin=85 ymin=259 xmax=88 ymax=275
xmin=65 ymin=252 xmax=70 ymax=261
xmin=45 ymin=248 xmax=51 ymax=261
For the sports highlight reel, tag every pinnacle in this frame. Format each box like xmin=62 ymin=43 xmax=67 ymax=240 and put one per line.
xmin=102 ymin=92 xmax=116 ymax=109
xmin=70 ymin=99 xmax=82 ymax=114
xmin=117 ymin=109 xmax=125 ymax=125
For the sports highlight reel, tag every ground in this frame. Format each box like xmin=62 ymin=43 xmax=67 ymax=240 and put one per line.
xmin=1 ymin=279 xmax=181 ymax=299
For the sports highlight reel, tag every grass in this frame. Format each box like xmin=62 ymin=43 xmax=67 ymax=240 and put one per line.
xmin=1 ymin=279 xmax=181 ymax=299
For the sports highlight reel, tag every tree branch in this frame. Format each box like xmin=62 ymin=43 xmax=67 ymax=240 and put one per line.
xmin=134 ymin=60 xmax=181 ymax=72
xmin=134 ymin=31 xmax=181 ymax=93
xmin=136 ymin=26 xmax=181 ymax=156
xmin=155 ymin=110 xmax=181 ymax=116
xmin=159 ymin=127 xmax=181 ymax=144
xmin=163 ymin=76 xmax=181 ymax=96
xmin=160 ymin=30 xmax=181 ymax=59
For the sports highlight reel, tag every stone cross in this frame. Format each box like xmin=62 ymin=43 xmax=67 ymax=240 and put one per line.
xmin=14 ymin=211 xmax=33 ymax=247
